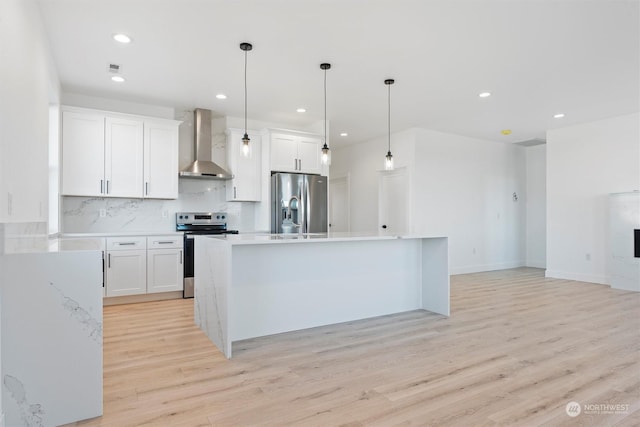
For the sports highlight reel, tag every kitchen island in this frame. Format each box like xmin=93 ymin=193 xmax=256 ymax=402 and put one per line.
xmin=0 ymin=226 xmax=103 ymax=426
xmin=194 ymin=233 xmax=449 ymax=358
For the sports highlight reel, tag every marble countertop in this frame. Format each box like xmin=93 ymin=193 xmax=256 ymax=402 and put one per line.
xmin=2 ymin=236 xmax=106 ymax=254
xmin=201 ymin=232 xmax=446 ymax=246
xmin=62 ymin=231 xmax=183 ymax=238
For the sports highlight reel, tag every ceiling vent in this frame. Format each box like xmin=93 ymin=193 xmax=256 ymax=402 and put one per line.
xmin=107 ymin=63 xmax=121 ymax=74
xmin=514 ymin=138 xmax=546 ymax=147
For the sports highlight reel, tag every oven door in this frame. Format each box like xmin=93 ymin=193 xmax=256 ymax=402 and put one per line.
xmin=183 ymin=234 xmax=195 ymax=298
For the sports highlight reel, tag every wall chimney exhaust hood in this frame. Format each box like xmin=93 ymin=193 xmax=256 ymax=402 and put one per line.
xmin=179 ymin=108 xmax=233 ymax=180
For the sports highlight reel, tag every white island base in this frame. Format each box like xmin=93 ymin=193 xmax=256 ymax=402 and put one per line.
xmin=195 ymin=233 xmax=449 ymax=359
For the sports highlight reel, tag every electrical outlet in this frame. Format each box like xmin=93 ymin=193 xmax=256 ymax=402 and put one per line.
xmin=472 ymin=247 xmax=477 ymax=255
xmin=99 ymin=209 xmax=106 ymax=218
xmin=162 ymin=210 xmax=168 ymax=219
xmin=585 ymin=253 xmax=591 ymax=261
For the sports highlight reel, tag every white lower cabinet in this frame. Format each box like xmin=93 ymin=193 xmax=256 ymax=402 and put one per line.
xmin=104 ymin=235 xmax=183 ymax=298
xmin=147 ymin=236 xmax=183 ymax=293
xmin=105 ymin=237 xmax=147 ymax=297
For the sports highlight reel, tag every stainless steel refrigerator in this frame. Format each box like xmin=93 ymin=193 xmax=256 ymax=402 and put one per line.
xmin=271 ymin=173 xmax=328 ymax=234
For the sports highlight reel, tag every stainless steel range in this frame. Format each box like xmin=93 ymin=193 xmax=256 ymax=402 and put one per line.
xmin=176 ymin=212 xmax=238 ymax=298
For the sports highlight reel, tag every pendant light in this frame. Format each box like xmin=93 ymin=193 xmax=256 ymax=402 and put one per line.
xmin=240 ymin=42 xmax=253 ymax=157
xmin=384 ymin=78 xmax=395 ymax=171
xmin=320 ymin=63 xmax=331 ymax=166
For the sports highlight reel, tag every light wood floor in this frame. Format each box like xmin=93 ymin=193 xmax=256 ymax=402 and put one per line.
xmin=67 ymin=268 xmax=640 ymax=427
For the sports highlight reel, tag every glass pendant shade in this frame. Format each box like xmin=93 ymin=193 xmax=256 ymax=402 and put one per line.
xmin=384 ymin=151 xmax=394 ymax=171
xmin=321 ymin=143 xmax=331 ymax=166
xmin=321 ymin=145 xmax=331 ymax=166
xmin=242 ymin=133 xmax=251 ymax=157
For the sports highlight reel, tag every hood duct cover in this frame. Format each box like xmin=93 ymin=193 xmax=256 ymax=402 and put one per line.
xmin=179 ymin=108 xmax=233 ymax=180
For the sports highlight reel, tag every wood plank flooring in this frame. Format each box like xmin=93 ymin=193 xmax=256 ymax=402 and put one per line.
xmin=66 ymin=268 xmax=640 ymax=426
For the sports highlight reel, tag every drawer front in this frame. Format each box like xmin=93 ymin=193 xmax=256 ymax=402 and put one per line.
xmin=106 ymin=236 xmax=147 ymax=251
xmin=147 ymin=235 xmax=183 ymax=249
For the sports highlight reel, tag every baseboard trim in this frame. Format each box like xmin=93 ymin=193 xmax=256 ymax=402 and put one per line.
xmin=544 ymin=269 xmax=608 ymax=285
xmin=103 ymin=291 xmax=184 ymax=306
xmin=451 ymin=261 xmax=526 ymax=275
xmin=525 ymin=260 xmax=546 ymax=269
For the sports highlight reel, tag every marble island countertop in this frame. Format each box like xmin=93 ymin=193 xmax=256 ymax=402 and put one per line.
xmin=2 ymin=236 xmax=106 ymax=254
xmin=203 ymin=231 xmax=447 ymax=245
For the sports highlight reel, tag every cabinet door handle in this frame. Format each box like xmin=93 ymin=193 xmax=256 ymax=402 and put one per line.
xmin=180 ymin=250 xmax=183 ymax=264
xmin=299 ymin=159 xmax=302 ymax=170
xmin=234 ymin=186 xmax=237 ymax=199
xmin=100 ymin=179 xmax=104 ymax=194
xmin=117 ymin=242 xmax=136 ymax=246
xmin=106 ymin=180 xmax=110 ymax=194
xmin=101 ymin=251 xmax=105 ymax=287
xmin=293 ymin=158 xmax=297 ymax=170
xmin=145 ymin=182 xmax=149 ymax=195
xmin=157 ymin=241 xmax=173 ymax=245
xmin=108 ymin=253 xmax=111 ymax=268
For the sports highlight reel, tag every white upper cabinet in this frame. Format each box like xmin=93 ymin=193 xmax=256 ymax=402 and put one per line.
xmin=61 ymin=107 xmax=180 ymax=199
xmin=226 ymin=128 xmax=261 ymax=201
xmin=297 ymin=136 xmax=322 ymax=174
xmin=143 ymin=120 xmax=179 ymax=199
xmin=268 ymin=130 xmax=322 ymax=175
xmin=270 ymin=133 xmax=298 ymax=173
xmin=61 ymin=111 xmax=106 ymax=197
xmin=105 ymin=117 xmax=144 ymax=198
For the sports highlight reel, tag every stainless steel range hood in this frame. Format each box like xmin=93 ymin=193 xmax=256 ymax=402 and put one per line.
xmin=179 ymin=108 xmax=233 ymax=180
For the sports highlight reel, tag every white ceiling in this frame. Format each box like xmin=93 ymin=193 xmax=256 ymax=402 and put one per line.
xmin=37 ymin=0 xmax=639 ymax=148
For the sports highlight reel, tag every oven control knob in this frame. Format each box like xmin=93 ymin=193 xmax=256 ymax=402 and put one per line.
xmin=221 ymin=215 xmax=226 ymax=220
xmin=216 ymin=215 xmax=221 ymax=219
xmin=179 ymin=215 xmax=183 ymax=219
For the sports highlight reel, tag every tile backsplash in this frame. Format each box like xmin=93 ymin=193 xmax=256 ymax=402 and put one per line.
xmin=62 ymin=179 xmax=256 ymax=233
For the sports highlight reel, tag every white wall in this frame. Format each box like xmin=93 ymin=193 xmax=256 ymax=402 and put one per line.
xmin=546 ymin=113 xmax=640 ymax=284
xmin=0 ymin=0 xmax=59 ymax=225
xmin=525 ymin=145 xmax=546 ymax=268
xmin=331 ymin=129 xmax=416 ymax=233
xmin=332 ymin=128 xmax=527 ymax=274
xmin=61 ymin=93 xmax=175 ymax=120
xmin=412 ymin=129 xmax=526 ymax=274
xmin=0 ymin=0 xmax=61 ymax=422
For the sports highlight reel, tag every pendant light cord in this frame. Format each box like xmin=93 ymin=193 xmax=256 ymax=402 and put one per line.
xmin=244 ymin=50 xmax=248 ymax=134
xmin=324 ymin=68 xmax=327 ymax=146
xmin=387 ymin=82 xmax=391 ymax=153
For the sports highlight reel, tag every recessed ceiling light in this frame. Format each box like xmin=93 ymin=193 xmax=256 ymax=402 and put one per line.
xmin=501 ymin=129 xmax=512 ymax=135
xmin=296 ymin=108 xmax=306 ymax=113
xmin=553 ymin=113 xmax=565 ymax=119
xmin=111 ymin=76 xmax=125 ymax=83
xmin=340 ymin=132 xmax=348 ymax=137
xmin=479 ymin=92 xmax=491 ymax=98
xmin=113 ymin=34 xmax=131 ymax=44
xmin=216 ymin=94 xmax=227 ymax=100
